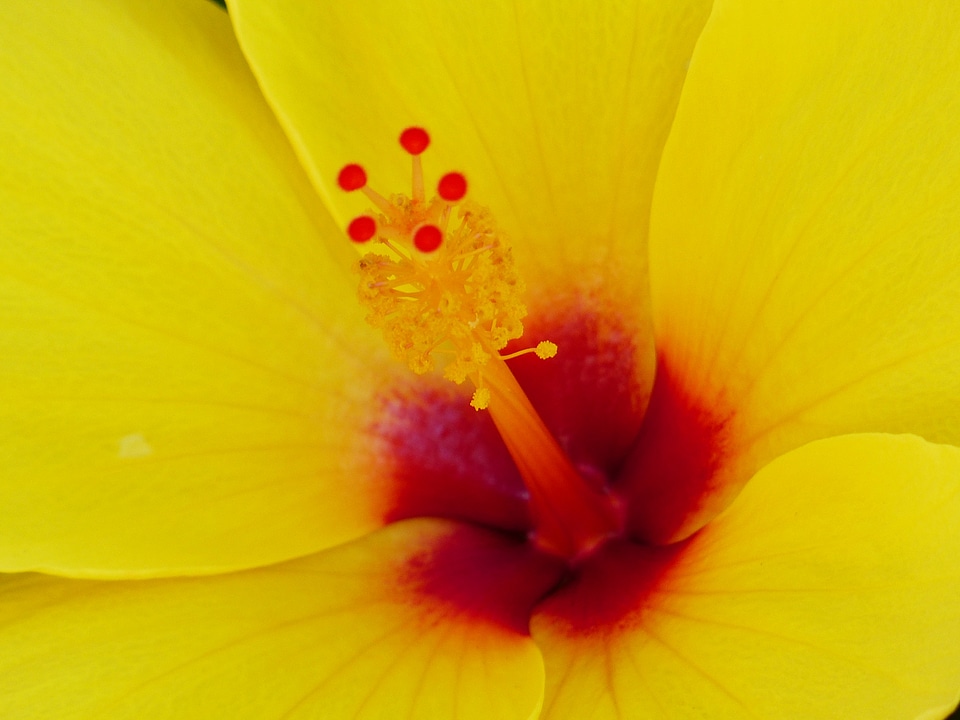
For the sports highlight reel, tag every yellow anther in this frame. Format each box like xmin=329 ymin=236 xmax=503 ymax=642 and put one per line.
xmin=500 ymin=340 xmax=559 ymax=362
xmin=470 ymin=387 xmax=491 ymax=411
xmin=535 ymin=341 xmax=558 ymax=359
xmin=357 ymin=199 xmax=529 ymax=384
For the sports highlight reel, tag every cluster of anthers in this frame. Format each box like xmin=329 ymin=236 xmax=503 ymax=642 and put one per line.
xmin=338 ymin=127 xmax=556 ymax=410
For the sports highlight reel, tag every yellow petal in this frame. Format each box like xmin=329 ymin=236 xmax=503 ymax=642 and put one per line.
xmin=0 ymin=518 xmax=558 ymax=720
xmin=633 ymin=0 xmax=960 ymax=540
xmin=533 ymin=434 xmax=960 ymax=719
xmin=0 ymin=0 xmax=398 ymax=576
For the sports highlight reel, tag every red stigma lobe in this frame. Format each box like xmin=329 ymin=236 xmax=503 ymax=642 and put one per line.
xmin=347 ymin=216 xmax=377 ymax=242
xmin=337 ymin=164 xmax=367 ymax=191
xmin=399 ymin=127 xmax=431 ymax=155
xmin=437 ymin=172 xmax=467 ymax=201
xmin=414 ymin=224 xmax=443 ymax=252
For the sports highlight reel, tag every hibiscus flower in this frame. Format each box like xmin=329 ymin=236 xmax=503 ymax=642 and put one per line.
xmin=2 ymin=0 xmax=959 ymax=718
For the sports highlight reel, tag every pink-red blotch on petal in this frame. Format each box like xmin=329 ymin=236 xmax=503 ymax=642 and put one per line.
xmin=347 ymin=215 xmax=377 ymax=243
xmin=401 ymin=524 xmax=565 ymax=635
xmin=617 ymin=356 xmax=732 ymax=544
xmin=399 ymin=127 xmax=431 ymax=155
xmin=534 ymin=537 xmax=688 ymax=636
xmin=376 ymin=384 xmax=531 ymax=534
xmin=438 ymin=172 xmax=467 ymax=201
xmin=337 ymin=163 xmax=367 ymax=191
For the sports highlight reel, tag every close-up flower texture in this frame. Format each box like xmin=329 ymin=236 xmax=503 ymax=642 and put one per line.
xmin=3 ymin=0 xmax=960 ymax=718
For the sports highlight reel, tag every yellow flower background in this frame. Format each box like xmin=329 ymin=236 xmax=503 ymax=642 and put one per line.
xmin=2 ymin=0 xmax=960 ymax=718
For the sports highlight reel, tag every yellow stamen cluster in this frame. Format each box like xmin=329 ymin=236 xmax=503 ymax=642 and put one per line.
xmin=357 ymin=197 xmax=529 ymax=405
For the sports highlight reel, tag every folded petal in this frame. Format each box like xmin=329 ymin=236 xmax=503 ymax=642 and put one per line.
xmin=0 ymin=0 xmax=398 ymax=576
xmin=0 ymin=518 xmax=559 ymax=719
xmin=630 ymin=0 xmax=960 ymax=540
xmin=533 ymin=434 xmax=960 ymax=719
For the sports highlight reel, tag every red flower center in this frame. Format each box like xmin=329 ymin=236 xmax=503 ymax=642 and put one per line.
xmin=372 ymin=295 xmax=730 ymax=635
